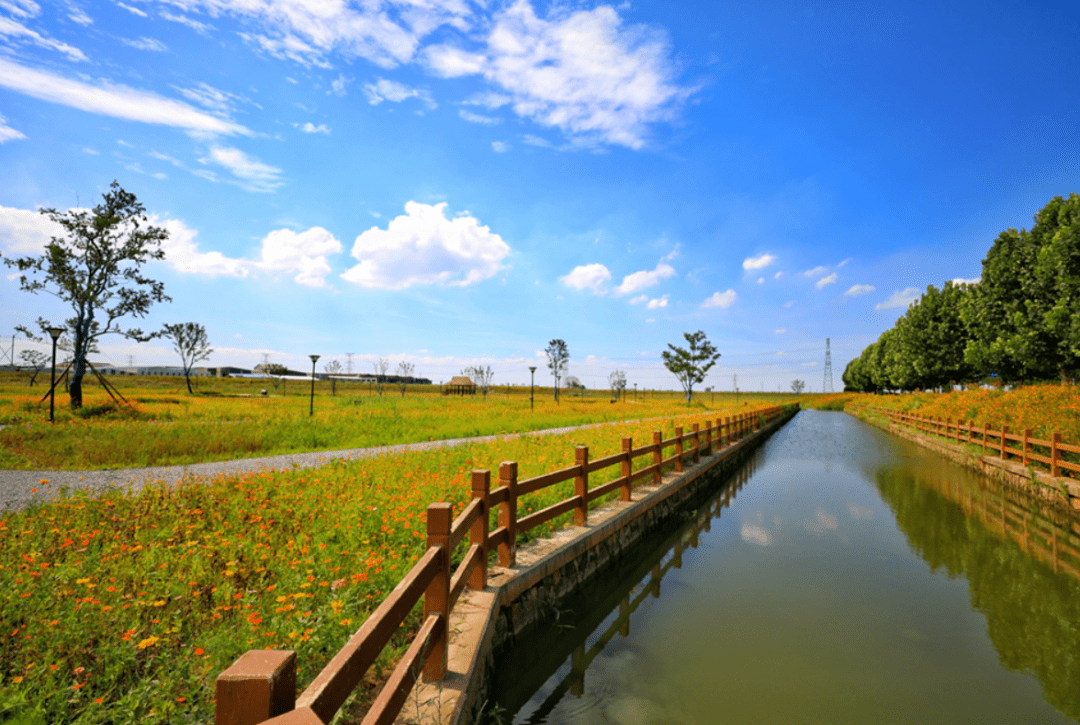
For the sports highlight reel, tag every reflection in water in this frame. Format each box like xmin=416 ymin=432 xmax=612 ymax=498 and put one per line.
xmin=488 ymin=411 xmax=1080 ymax=724
xmin=876 ymin=459 xmax=1080 ymax=718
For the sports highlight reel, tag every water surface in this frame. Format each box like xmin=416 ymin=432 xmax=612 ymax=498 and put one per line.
xmin=489 ymin=410 xmax=1080 ymax=724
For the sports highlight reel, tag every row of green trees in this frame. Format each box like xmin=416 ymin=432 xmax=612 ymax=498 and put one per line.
xmin=843 ymin=193 xmax=1080 ymax=392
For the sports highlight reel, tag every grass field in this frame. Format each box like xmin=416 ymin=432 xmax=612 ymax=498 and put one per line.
xmin=0 ymin=372 xmax=807 ymax=470
xmin=0 ymin=396 xmax=792 ymax=725
xmin=848 ymin=384 xmax=1080 ymax=448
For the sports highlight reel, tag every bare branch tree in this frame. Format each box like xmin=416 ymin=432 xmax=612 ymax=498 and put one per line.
xmin=396 ymin=361 xmax=415 ymax=397
xmin=325 ymin=359 xmax=342 ymax=395
xmin=374 ymin=357 xmax=389 ymax=396
xmin=19 ymin=349 xmax=47 ymax=387
xmin=162 ymin=322 xmax=212 ymax=394
xmin=608 ymin=369 xmax=627 ymax=401
xmin=464 ymin=365 xmax=495 ymax=399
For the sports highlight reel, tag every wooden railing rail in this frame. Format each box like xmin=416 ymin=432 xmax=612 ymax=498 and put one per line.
xmin=215 ymin=405 xmax=790 ymax=725
xmin=870 ymin=408 xmax=1080 ymax=478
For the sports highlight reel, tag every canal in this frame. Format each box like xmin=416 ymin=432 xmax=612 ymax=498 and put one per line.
xmin=486 ymin=409 xmax=1080 ymax=724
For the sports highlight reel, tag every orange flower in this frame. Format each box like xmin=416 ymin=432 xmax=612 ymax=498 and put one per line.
xmin=194 ymin=647 xmax=205 ymax=655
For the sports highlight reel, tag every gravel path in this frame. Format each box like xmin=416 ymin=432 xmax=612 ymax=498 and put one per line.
xmin=0 ymin=416 xmax=675 ymax=513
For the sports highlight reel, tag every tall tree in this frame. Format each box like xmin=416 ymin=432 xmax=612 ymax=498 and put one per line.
xmin=790 ymin=379 xmax=805 ymax=394
xmin=464 ymin=364 xmax=495 ymax=398
xmin=608 ymin=369 xmax=627 ymax=401
xmin=545 ymin=339 xmax=569 ymax=403
xmin=3 ymin=181 xmax=170 ymax=407
xmin=19 ymin=350 xmax=47 ymax=387
xmin=892 ymin=282 xmax=973 ymax=391
xmin=162 ymin=322 xmax=212 ymax=394
xmin=662 ymin=330 xmax=721 ymax=403
xmin=962 ymin=194 xmax=1080 ymax=383
xmin=1033 ymin=193 xmax=1080 ymax=382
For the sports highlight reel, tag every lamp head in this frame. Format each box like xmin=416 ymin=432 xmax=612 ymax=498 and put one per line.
xmin=309 ymin=354 xmax=320 ymax=363
xmin=528 ymin=366 xmax=536 ymax=373
xmin=47 ymin=327 xmax=64 ymax=341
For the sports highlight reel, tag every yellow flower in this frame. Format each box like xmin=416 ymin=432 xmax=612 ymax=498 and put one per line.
xmin=12 ymin=676 xmax=23 ymax=684
xmin=137 ymin=636 xmax=160 ymax=650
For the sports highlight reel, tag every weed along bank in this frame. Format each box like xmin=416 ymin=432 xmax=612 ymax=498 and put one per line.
xmin=212 ymin=405 xmax=797 ymax=725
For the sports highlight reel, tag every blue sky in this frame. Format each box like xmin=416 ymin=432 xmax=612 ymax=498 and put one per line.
xmin=1 ymin=0 xmax=1078 ymax=391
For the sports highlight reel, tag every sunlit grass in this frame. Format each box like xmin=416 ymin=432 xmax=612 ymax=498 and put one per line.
xmin=0 ymin=397 xmax=788 ymax=724
xmin=0 ymin=372 xmax=804 ymax=470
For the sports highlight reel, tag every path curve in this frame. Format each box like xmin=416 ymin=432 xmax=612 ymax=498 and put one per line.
xmin=0 ymin=414 xmax=692 ymax=513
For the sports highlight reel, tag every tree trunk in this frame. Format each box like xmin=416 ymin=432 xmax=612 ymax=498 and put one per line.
xmin=185 ymin=371 xmax=194 ymax=394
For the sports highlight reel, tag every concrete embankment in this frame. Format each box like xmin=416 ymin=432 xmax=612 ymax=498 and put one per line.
xmin=401 ymin=405 xmax=799 ymax=725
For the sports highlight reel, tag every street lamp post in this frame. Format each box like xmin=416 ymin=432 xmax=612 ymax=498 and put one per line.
xmin=309 ymin=354 xmax=320 ymax=416
xmin=528 ymin=366 xmax=537 ymax=412
xmin=47 ymin=327 xmax=63 ymax=423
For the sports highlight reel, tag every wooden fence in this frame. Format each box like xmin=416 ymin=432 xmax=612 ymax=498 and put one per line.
xmin=870 ymin=408 xmax=1080 ymax=480
xmin=213 ymin=405 xmax=789 ymax=725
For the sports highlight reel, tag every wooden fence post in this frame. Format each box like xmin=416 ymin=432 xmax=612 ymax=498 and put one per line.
xmin=469 ymin=470 xmax=489 ymax=590
xmin=652 ymin=431 xmax=663 ymax=484
xmin=704 ymin=420 xmax=713 ymax=456
xmin=674 ymin=426 xmax=684 ymax=473
xmin=215 ymin=650 xmax=296 ymax=725
xmin=574 ymin=446 xmax=589 ymax=526
xmin=692 ymin=423 xmax=701 ymax=464
xmin=1051 ymin=432 xmax=1062 ymax=477
xmin=1001 ymin=425 xmax=1009 ymax=460
xmin=946 ymin=418 xmax=952 ymax=442
xmin=498 ymin=462 xmax=518 ymax=567
xmin=723 ymin=417 xmax=730 ymax=447
xmin=1023 ymin=429 xmax=1032 ymax=466
xmin=983 ymin=423 xmax=989 ymax=453
xmin=621 ymin=438 xmax=633 ymax=501
xmin=424 ymin=503 xmax=451 ymax=682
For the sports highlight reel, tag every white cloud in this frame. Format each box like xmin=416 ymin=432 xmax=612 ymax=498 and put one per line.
xmin=802 ymin=265 xmax=828 ymax=277
xmin=174 ymin=82 xmax=252 ymax=115
xmin=459 ymin=109 xmax=499 ymax=125
xmin=425 ymin=45 xmax=487 ymax=76
xmin=297 ymin=122 xmax=330 ymax=134
xmin=646 ymin=295 xmax=668 ymax=309
xmin=0 ymin=114 xmax=26 ymax=143
xmin=783 ymin=300 xmax=794 ymax=308
xmin=0 ymin=205 xmax=63 ymax=254
xmin=1 ymin=1 xmax=40 ymax=20
xmin=330 ymin=73 xmax=350 ymax=96
xmin=342 ymin=201 xmax=511 ymax=289
xmin=561 ymin=263 xmax=611 ymax=294
xmin=491 ymin=140 xmax=508 ymax=153
xmin=613 ymin=261 xmax=676 ymax=296
xmin=702 ymin=289 xmax=736 ymax=309
xmin=363 ymin=78 xmax=435 ymax=108
xmin=258 ymin=227 xmax=342 ymax=288
xmin=816 ymin=272 xmax=837 ymax=289
xmin=757 ymin=277 xmax=764 ymax=284
xmin=742 ymin=253 xmax=775 ymax=270
xmin=837 ymin=257 xmax=853 ymax=267
xmin=425 ymin=1 xmax=693 ymax=148
xmin=775 ymin=329 xmax=785 ymax=334
xmin=160 ymin=11 xmax=211 ymax=34
xmin=629 ymin=294 xmax=647 ymax=305
xmin=0 ymin=57 xmax=249 ymax=135
xmin=774 ymin=271 xmax=783 ymax=279
xmin=875 ymin=287 xmax=920 ymax=310
xmin=117 ymin=3 xmax=148 ymax=17
xmin=806 ymin=508 xmax=838 ymax=534
xmin=844 ymin=284 xmax=874 ymax=296
xmin=801 ymin=361 xmax=817 ymax=367
xmin=0 ymin=14 xmax=88 ymax=61
xmin=159 ymin=217 xmax=342 ymax=287
xmin=68 ymin=6 xmax=92 ymax=25
xmin=952 ymin=277 xmax=980 ymax=285
xmin=158 ymin=218 xmax=251 ymax=278
xmin=121 ymin=36 xmax=167 ymax=52
xmin=198 ymin=146 xmax=284 ymax=193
